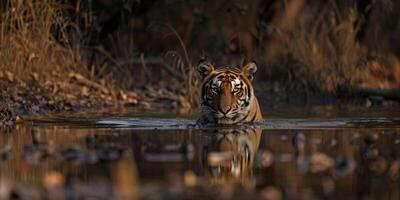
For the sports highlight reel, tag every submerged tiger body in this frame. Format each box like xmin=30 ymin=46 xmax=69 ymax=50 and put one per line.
xmin=197 ymin=60 xmax=262 ymax=126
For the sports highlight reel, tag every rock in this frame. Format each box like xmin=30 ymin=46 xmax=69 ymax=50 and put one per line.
xmin=279 ymin=135 xmax=288 ymax=141
xmin=256 ymin=150 xmax=274 ymax=168
xmin=260 ymin=186 xmax=282 ymax=200
xmin=370 ymin=157 xmax=387 ymax=174
xmin=0 ymin=179 xmax=12 ymax=200
xmin=277 ymin=154 xmax=292 ymax=162
xmin=367 ymin=96 xmax=384 ymax=106
xmin=184 ymin=170 xmax=197 ymax=187
xmin=42 ymin=171 xmax=65 ymax=189
xmin=125 ymin=98 xmax=138 ymax=105
xmin=85 ymin=135 xmax=96 ymax=148
xmin=292 ymin=132 xmax=306 ymax=153
xmin=388 ymin=160 xmax=399 ymax=179
xmin=0 ymin=144 xmax=12 ymax=162
xmin=22 ymin=140 xmax=53 ymax=164
xmin=364 ymin=132 xmax=379 ymax=145
xmin=117 ymin=90 xmax=128 ymax=101
xmin=335 ymin=156 xmax=356 ymax=177
xmin=31 ymin=72 xmax=39 ymax=81
xmin=4 ymin=71 xmax=14 ymax=82
xmin=98 ymin=148 xmax=123 ymax=161
xmin=126 ymin=91 xmax=138 ymax=99
xmin=395 ymin=139 xmax=400 ymax=145
xmin=138 ymin=101 xmax=151 ymax=109
xmin=311 ymin=138 xmax=321 ymax=144
xmin=81 ymin=86 xmax=90 ymax=97
xmin=362 ymin=148 xmax=379 ymax=160
xmin=322 ymin=177 xmax=335 ymax=195
xmin=182 ymin=143 xmax=195 ymax=160
xmin=329 ymin=139 xmax=337 ymax=146
xmin=349 ymin=132 xmax=360 ymax=145
xmin=0 ymin=107 xmax=13 ymax=124
xmin=62 ymin=146 xmax=84 ymax=161
xmin=309 ymin=152 xmax=334 ymax=173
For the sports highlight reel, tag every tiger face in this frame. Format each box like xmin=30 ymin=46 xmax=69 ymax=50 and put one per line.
xmin=197 ymin=60 xmax=262 ymax=125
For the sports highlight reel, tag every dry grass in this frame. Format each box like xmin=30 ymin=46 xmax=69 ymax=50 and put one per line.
xmin=1 ymin=0 xmax=400 ymax=111
xmin=261 ymin=0 xmax=400 ymax=93
xmin=0 ymin=0 xmax=83 ymax=80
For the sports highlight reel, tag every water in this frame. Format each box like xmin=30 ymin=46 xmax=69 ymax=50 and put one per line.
xmin=1 ymin=106 xmax=400 ymax=199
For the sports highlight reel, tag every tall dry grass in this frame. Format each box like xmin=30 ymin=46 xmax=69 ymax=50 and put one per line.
xmin=261 ymin=0 xmax=400 ymax=93
xmin=1 ymin=0 xmax=399 ymax=109
xmin=0 ymin=0 xmax=82 ymax=79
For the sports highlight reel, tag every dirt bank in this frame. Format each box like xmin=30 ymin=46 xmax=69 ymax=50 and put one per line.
xmin=0 ymin=70 xmax=193 ymax=125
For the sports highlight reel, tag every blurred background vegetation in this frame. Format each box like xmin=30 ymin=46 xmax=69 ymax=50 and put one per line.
xmin=1 ymin=0 xmax=400 ymax=108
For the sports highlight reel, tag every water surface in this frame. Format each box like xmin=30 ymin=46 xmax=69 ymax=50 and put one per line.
xmin=1 ymin=106 xmax=400 ymax=199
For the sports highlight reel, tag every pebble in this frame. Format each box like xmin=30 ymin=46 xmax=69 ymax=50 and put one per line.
xmin=329 ymin=139 xmax=337 ymax=146
xmin=85 ymin=135 xmax=97 ymax=148
xmin=388 ymin=160 xmax=399 ymax=179
xmin=364 ymin=132 xmax=379 ymax=145
xmin=15 ymin=116 xmax=24 ymax=124
xmin=42 ymin=171 xmax=65 ymax=190
xmin=22 ymin=143 xmax=52 ymax=164
xmin=0 ymin=144 xmax=12 ymax=162
xmin=370 ymin=157 xmax=387 ymax=174
xmin=0 ymin=179 xmax=12 ymax=199
xmin=335 ymin=156 xmax=356 ymax=177
xmin=292 ymin=132 xmax=306 ymax=152
xmin=362 ymin=148 xmax=379 ymax=160
xmin=322 ymin=177 xmax=335 ymax=195
xmin=349 ymin=132 xmax=360 ymax=145
xmin=182 ymin=143 xmax=195 ymax=161
xmin=260 ymin=186 xmax=282 ymax=200
xmin=279 ymin=135 xmax=288 ymax=141
xmin=309 ymin=152 xmax=334 ymax=173
xmin=256 ymin=150 xmax=274 ymax=168
xmin=277 ymin=154 xmax=292 ymax=162
xmin=311 ymin=138 xmax=321 ymax=144
xmin=98 ymin=148 xmax=123 ymax=161
xmin=62 ymin=146 xmax=85 ymax=161
xmin=184 ymin=171 xmax=197 ymax=187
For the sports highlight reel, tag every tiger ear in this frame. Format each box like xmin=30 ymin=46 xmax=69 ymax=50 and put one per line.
xmin=242 ymin=61 xmax=257 ymax=81
xmin=198 ymin=60 xmax=215 ymax=78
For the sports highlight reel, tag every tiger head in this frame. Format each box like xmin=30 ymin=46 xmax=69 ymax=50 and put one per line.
xmin=197 ymin=60 xmax=260 ymax=125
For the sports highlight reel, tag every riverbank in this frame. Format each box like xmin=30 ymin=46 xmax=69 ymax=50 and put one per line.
xmin=2 ymin=68 xmax=399 ymax=125
xmin=0 ymin=70 xmax=194 ymax=125
xmin=1 ymin=0 xmax=400 ymax=126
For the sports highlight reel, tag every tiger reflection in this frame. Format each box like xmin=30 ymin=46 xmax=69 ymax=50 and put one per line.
xmin=202 ymin=128 xmax=261 ymax=187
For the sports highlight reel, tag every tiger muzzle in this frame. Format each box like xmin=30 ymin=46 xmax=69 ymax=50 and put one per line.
xmin=219 ymin=93 xmax=232 ymax=114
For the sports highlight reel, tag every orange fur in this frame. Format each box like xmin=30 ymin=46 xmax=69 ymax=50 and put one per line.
xmin=197 ymin=60 xmax=262 ymax=126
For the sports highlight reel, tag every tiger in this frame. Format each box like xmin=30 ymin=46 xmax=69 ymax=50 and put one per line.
xmin=197 ymin=60 xmax=263 ymax=126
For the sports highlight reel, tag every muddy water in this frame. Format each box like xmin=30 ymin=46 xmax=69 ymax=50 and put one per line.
xmin=1 ymin=106 xmax=400 ymax=199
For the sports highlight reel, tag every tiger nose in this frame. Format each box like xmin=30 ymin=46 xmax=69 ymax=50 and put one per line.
xmin=219 ymin=106 xmax=231 ymax=114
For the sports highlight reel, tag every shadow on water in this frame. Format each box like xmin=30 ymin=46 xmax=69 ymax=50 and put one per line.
xmin=1 ymin=108 xmax=400 ymax=199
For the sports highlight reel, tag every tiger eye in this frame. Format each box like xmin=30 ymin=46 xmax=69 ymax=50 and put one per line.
xmin=210 ymin=85 xmax=218 ymax=94
xmin=233 ymin=87 xmax=241 ymax=94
